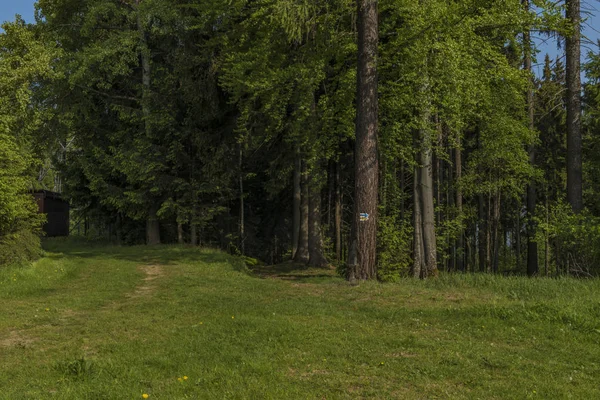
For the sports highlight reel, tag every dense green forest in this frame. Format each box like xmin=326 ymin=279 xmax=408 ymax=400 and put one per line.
xmin=1 ymin=0 xmax=599 ymax=280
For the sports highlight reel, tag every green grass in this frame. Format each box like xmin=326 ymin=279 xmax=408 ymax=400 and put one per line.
xmin=1 ymin=239 xmax=600 ymax=399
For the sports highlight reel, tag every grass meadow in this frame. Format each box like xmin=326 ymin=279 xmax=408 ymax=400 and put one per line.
xmin=1 ymin=239 xmax=600 ymax=399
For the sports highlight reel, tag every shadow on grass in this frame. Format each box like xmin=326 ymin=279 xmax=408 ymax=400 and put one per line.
xmin=250 ymin=261 xmax=339 ymax=282
xmin=41 ymin=238 xmax=243 ymax=271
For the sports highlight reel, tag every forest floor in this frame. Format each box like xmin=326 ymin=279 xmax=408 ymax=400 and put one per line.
xmin=1 ymin=240 xmax=600 ymax=399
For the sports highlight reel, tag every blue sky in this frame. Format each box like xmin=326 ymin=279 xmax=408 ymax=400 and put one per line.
xmin=0 ymin=0 xmax=598 ymax=76
xmin=0 ymin=1 xmax=35 ymax=27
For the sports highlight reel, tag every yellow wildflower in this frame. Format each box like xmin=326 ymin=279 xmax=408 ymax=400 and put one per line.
xmin=183 ymin=376 xmax=188 ymax=380
xmin=142 ymin=395 xmax=149 ymax=399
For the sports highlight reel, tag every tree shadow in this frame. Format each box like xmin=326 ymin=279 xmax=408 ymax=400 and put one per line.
xmin=250 ymin=261 xmax=339 ymax=282
xmin=42 ymin=238 xmax=241 ymax=270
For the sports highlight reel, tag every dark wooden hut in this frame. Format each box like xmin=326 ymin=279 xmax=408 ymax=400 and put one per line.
xmin=33 ymin=190 xmax=70 ymax=237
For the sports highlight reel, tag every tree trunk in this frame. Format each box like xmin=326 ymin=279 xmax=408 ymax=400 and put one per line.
xmin=492 ymin=191 xmax=501 ymax=274
xmin=413 ymin=169 xmax=424 ymax=279
xmin=177 ymin=219 xmax=184 ymax=245
xmin=455 ymin=140 xmax=464 ymax=272
xmin=524 ymin=0 xmax=539 ymax=276
xmin=137 ymin=0 xmax=159 ymax=247
xmin=295 ymin=162 xmax=310 ymax=263
xmin=348 ymin=0 xmax=379 ymax=281
xmin=190 ymin=222 xmax=197 ymax=246
xmin=566 ymin=0 xmax=583 ymax=213
xmin=419 ymin=129 xmax=438 ymax=278
xmin=239 ymin=144 xmax=245 ymax=255
xmin=335 ymin=162 xmax=342 ymax=263
xmin=292 ymin=150 xmax=301 ymax=258
xmin=478 ymin=194 xmax=486 ymax=272
xmin=308 ymin=173 xmax=328 ymax=268
xmin=146 ymin=205 xmax=161 ymax=245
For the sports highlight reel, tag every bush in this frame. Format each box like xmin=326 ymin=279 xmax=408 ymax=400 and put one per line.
xmin=537 ymin=201 xmax=600 ymax=276
xmin=0 ymin=229 xmax=44 ymax=266
xmin=377 ymin=214 xmax=413 ymax=281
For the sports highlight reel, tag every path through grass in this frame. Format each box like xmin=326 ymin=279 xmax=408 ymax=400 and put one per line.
xmin=1 ymin=239 xmax=600 ymax=399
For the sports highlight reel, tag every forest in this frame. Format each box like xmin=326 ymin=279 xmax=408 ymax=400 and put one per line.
xmin=1 ymin=0 xmax=599 ymax=281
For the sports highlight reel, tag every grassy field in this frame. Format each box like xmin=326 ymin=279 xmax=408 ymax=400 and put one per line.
xmin=1 ymin=239 xmax=600 ymax=399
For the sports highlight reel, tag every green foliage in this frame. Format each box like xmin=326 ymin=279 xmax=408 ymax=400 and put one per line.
xmin=0 ymin=19 xmax=57 ymax=266
xmin=537 ymin=201 xmax=600 ymax=276
xmin=377 ymin=214 xmax=413 ymax=281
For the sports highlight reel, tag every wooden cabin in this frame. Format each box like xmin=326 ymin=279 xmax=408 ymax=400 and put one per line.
xmin=33 ymin=190 xmax=70 ymax=237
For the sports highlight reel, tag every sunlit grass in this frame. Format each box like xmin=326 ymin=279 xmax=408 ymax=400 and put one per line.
xmin=1 ymin=238 xmax=599 ymax=399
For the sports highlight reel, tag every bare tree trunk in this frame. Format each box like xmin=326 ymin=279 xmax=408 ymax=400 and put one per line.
xmin=292 ymin=150 xmax=301 ymax=259
xmin=455 ymin=139 xmax=464 ymax=272
xmin=492 ymin=191 xmax=501 ymax=274
xmin=545 ymin=196 xmax=550 ymax=276
xmin=308 ymin=173 xmax=328 ymax=268
xmin=177 ymin=215 xmax=184 ymax=245
xmin=327 ymin=160 xmax=335 ymax=231
xmin=335 ymin=162 xmax=342 ymax=263
xmin=239 ymin=144 xmax=245 ymax=255
xmin=524 ymin=0 xmax=539 ymax=276
xmin=413 ymin=169 xmax=424 ymax=279
xmin=419 ymin=131 xmax=438 ymax=278
xmin=146 ymin=205 xmax=161 ymax=245
xmin=295 ymin=162 xmax=310 ymax=263
xmin=348 ymin=0 xmax=379 ymax=281
xmin=190 ymin=222 xmax=197 ymax=246
xmin=566 ymin=0 xmax=583 ymax=213
xmin=478 ymin=194 xmax=486 ymax=272
xmin=137 ymin=1 xmax=160 ymax=246
xmin=400 ymin=161 xmax=406 ymax=221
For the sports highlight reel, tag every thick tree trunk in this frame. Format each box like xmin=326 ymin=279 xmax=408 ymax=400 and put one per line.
xmin=295 ymin=162 xmax=310 ymax=263
xmin=292 ymin=150 xmax=301 ymax=258
xmin=419 ymin=131 xmax=438 ymax=278
xmin=308 ymin=174 xmax=328 ymax=268
xmin=146 ymin=205 xmax=161 ymax=245
xmin=524 ymin=0 xmax=539 ymax=276
xmin=348 ymin=0 xmax=379 ymax=281
xmin=566 ymin=0 xmax=583 ymax=213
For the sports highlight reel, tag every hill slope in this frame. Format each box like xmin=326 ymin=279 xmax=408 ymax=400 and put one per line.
xmin=1 ymin=240 xmax=599 ymax=399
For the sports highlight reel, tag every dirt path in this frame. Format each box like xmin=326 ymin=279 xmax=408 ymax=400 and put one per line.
xmin=129 ymin=265 xmax=165 ymax=298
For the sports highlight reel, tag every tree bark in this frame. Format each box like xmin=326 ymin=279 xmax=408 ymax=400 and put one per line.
xmin=335 ymin=162 xmax=342 ymax=263
xmin=308 ymin=173 xmax=328 ymax=268
xmin=190 ymin=222 xmax=197 ymax=246
xmin=292 ymin=150 xmax=301 ymax=258
xmin=418 ymin=127 xmax=438 ymax=278
xmin=566 ymin=0 xmax=583 ymax=213
xmin=239 ymin=144 xmax=245 ymax=255
xmin=524 ymin=0 xmax=538 ymax=276
xmin=294 ymin=162 xmax=310 ymax=263
xmin=478 ymin=194 xmax=486 ymax=272
xmin=455 ymin=139 xmax=464 ymax=272
xmin=348 ymin=0 xmax=379 ymax=280
xmin=177 ymin=220 xmax=184 ymax=245
xmin=413 ymin=170 xmax=424 ymax=279
xmin=146 ymin=205 xmax=161 ymax=245
xmin=138 ymin=0 xmax=160 ymax=246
